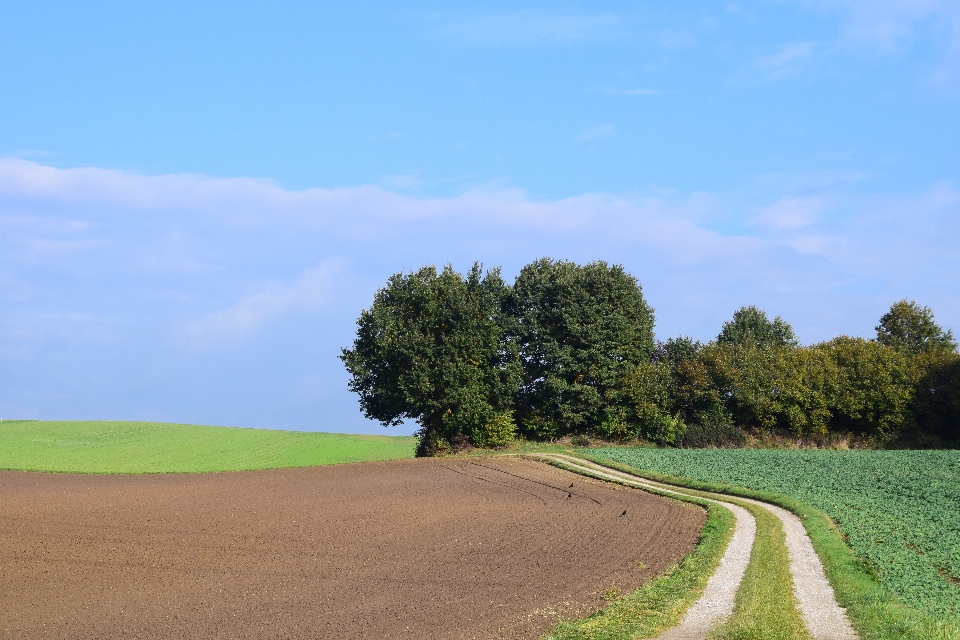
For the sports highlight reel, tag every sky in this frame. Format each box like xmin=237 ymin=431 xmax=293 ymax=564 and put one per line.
xmin=1 ymin=0 xmax=958 ymax=434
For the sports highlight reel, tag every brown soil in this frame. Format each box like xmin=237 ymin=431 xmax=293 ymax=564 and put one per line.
xmin=0 ymin=457 xmax=705 ymax=640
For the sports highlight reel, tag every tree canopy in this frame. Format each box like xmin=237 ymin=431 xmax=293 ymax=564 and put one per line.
xmin=343 ymin=263 xmax=960 ymax=452
xmin=507 ymin=259 xmax=655 ymax=440
xmin=876 ymin=299 xmax=957 ymax=354
xmin=717 ymin=305 xmax=799 ymax=349
xmin=340 ymin=263 xmax=520 ymax=456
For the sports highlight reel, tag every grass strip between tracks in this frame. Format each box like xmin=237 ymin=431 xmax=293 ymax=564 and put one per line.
xmin=708 ymin=500 xmax=810 ymax=640
xmin=541 ymin=458 xmax=735 ymax=640
xmin=543 ymin=455 xmax=809 ymax=640
xmin=581 ymin=453 xmax=960 ymax=640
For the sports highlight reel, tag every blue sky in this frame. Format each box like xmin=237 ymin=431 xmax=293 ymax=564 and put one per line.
xmin=1 ymin=1 xmax=958 ymax=434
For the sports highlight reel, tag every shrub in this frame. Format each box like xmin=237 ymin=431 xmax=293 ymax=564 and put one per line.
xmin=677 ymin=414 xmax=745 ymax=448
xmin=470 ymin=412 xmax=517 ymax=448
xmin=570 ymin=434 xmax=591 ymax=447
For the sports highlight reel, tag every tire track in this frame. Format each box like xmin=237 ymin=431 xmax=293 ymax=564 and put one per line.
xmin=528 ymin=454 xmax=754 ymax=639
xmin=532 ymin=453 xmax=858 ymax=640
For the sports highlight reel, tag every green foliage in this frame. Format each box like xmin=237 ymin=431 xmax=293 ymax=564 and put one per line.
xmin=593 ymin=448 xmax=960 ymax=623
xmin=342 ymin=264 xmax=957 ymax=449
xmin=340 ymin=263 xmax=521 ymax=456
xmin=701 ymin=342 xmax=791 ymax=431
xmin=666 ymin=335 xmax=922 ymax=442
xmin=614 ymin=360 xmax=684 ymax=444
xmin=508 ymin=258 xmax=655 ymax=440
xmin=665 ymin=347 xmax=733 ymax=433
xmin=820 ymin=337 xmax=916 ymax=438
xmin=470 ymin=411 xmax=517 ymax=448
xmin=657 ymin=336 xmax=702 ymax=365
xmin=912 ymin=352 xmax=960 ymax=444
xmin=675 ymin=415 xmax=745 ymax=448
xmin=0 ymin=420 xmax=418 ymax=473
xmin=717 ymin=305 xmax=799 ymax=350
xmin=877 ymin=300 xmax=958 ymax=355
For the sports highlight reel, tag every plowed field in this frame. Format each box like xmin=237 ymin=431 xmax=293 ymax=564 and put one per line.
xmin=0 ymin=458 xmax=704 ymax=639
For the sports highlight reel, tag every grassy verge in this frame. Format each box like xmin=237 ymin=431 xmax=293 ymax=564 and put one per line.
xmin=541 ymin=459 xmax=735 ymax=640
xmin=545 ymin=455 xmax=808 ymax=640
xmin=589 ymin=448 xmax=960 ymax=621
xmin=0 ymin=420 xmax=418 ymax=473
xmin=582 ymin=453 xmax=960 ymax=640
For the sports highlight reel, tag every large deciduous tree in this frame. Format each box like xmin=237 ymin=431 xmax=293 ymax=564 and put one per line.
xmin=340 ymin=263 xmax=520 ymax=456
xmin=507 ymin=258 xmax=655 ymax=439
xmin=876 ymin=299 xmax=957 ymax=355
xmin=717 ymin=305 xmax=799 ymax=349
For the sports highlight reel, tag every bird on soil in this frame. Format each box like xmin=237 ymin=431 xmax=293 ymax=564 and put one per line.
xmin=567 ymin=492 xmax=572 ymax=499
xmin=569 ymin=483 xmax=574 ymax=488
xmin=620 ymin=510 xmax=627 ymax=517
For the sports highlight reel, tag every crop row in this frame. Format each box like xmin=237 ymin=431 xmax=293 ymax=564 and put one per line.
xmin=592 ymin=447 xmax=960 ymax=621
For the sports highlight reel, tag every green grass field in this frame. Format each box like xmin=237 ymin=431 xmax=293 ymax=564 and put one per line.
xmin=591 ymin=448 xmax=960 ymax=625
xmin=0 ymin=420 xmax=418 ymax=473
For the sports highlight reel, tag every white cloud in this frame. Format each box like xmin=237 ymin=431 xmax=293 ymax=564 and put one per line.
xmin=802 ymin=0 xmax=959 ymax=51
xmin=181 ymin=259 xmax=345 ymax=349
xmin=1 ymin=159 xmax=957 ymax=346
xmin=750 ymin=194 xmax=827 ymax=230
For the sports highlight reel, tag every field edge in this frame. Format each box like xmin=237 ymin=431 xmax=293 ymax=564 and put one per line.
xmin=580 ymin=452 xmax=960 ymax=640
xmin=540 ymin=457 xmax=735 ymax=640
xmin=0 ymin=420 xmax=418 ymax=474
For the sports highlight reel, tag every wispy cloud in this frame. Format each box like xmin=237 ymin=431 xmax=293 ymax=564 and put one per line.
xmin=793 ymin=0 xmax=960 ymax=89
xmin=802 ymin=0 xmax=959 ymax=52
xmin=755 ymin=42 xmax=817 ymax=77
xmin=2 ymin=160 xmax=958 ymax=429
xmin=377 ymin=172 xmax=423 ymax=190
xmin=2 ymin=159 xmax=957 ymax=333
xmin=750 ymin=194 xmax=827 ymax=230
xmin=181 ymin=260 xmax=344 ymax=349
xmin=4 ymin=149 xmax=61 ymax=160
xmin=653 ymin=28 xmax=697 ymax=49
xmin=436 ymin=11 xmax=623 ymax=45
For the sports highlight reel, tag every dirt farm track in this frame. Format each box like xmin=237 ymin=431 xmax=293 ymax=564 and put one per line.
xmin=1 ymin=458 xmax=705 ymax=639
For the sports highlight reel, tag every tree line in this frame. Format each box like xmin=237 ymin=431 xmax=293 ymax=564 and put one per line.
xmin=341 ymin=259 xmax=959 ymax=455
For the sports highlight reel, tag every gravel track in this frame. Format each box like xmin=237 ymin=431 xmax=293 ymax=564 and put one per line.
xmin=732 ymin=496 xmax=857 ymax=640
xmin=534 ymin=454 xmax=858 ymax=640
xmin=531 ymin=454 xmax=754 ymax=639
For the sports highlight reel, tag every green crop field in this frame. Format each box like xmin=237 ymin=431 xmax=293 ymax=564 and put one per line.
xmin=0 ymin=420 xmax=418 ymax=474
xmin=592 ymin=447 xmax=960 ymax=623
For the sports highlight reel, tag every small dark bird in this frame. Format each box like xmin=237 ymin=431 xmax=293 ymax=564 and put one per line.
xmin=569 ymin=483 xmax=574 ymax=488
xmin=567 ymin=492 xmax=572 ymax=499
xmin=620 ymin=509 xmax=627 ymax=517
